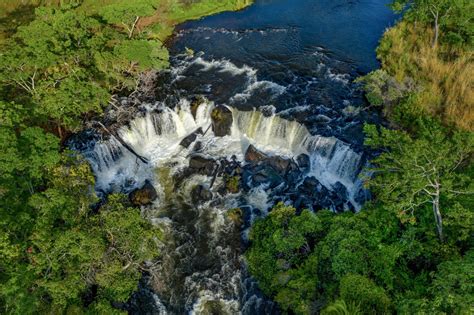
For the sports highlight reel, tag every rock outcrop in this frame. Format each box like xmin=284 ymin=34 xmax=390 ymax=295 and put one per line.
xmin=129 ymin=180 xmax=158 ymax=206
xmin=211 ymin=105 xmax=233 ymax=137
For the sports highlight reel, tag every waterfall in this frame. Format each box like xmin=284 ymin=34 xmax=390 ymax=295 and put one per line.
xmin=84 ymin=100 xmax=364 ymax=207
xmin=77 ymin=55 xmax=367 ymax=314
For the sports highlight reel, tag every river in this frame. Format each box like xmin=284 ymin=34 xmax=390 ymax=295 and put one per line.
xmin=77 ymin=0 xmax=396 ymax=313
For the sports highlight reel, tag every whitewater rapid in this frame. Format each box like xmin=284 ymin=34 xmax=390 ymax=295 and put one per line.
xmin=86 ymin=99 xmax=364 ymax=210
xmin=75 ymin=53 xmax=370 ymax=314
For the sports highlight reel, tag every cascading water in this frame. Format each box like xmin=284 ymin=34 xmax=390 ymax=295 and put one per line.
xmin=73 ymin=1 xmax=397 ymax=310
xmin=85 ymin=100 xmax=364 ymax=209
xmin=73 ymin=48 xmax=372 ymax=313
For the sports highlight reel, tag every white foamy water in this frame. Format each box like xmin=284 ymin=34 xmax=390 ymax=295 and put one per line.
xmin=85 ymin=99 xmax=364 ymax=209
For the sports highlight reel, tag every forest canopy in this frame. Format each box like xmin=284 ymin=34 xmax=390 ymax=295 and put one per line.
xmin=0 ymin=1 xmax=253 ymax=313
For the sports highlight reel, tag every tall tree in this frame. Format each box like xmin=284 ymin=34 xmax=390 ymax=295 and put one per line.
xmin=391 ymin=0 xmax=473 ymax=47
xmin=0 ymin=6 xmax=110 ymax=131
xmin=100 ymin=0 xmax=158 ymax=38
xmin=364 ymin=121 xmax=473 ymax=241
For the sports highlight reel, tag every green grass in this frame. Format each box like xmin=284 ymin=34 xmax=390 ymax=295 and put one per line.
xmin=375 ymin=21 xmax=473 ymax=131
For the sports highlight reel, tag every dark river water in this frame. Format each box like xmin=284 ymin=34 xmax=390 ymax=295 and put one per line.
xmin=78 ymin=1 xmax=397 ymax=314
xmin=174 ymin=0 xmax=396 ymax=72
xmin=164 ymin=0 xmax=397 ymax=146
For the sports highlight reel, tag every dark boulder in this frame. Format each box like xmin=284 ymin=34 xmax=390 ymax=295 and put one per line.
xmin=192 ymin=141 xmax=203 ymax=152
xmin=179 ymin=128 xmax=203 ymax=148
xmin=266 ymin=156 xmax=291 ymax=174
xmin=245 ymin=144 xmax=268 ymax=163
xmin=332 ymin=182 xmax=348 ymax=200
xmin=299 ymin=176 xmax=322 ymax=195
xmin=189 ymin=155 xmax=216 ymax=176
xmin=294 ymin=195 xmax=314 ymax=211
xmin=252 ymin=166 xmax=284 ymax=189
xmin=191 ymin=185 xmax=213 ymax=204
xmin=211 ymin=105 xmax=233 ymax=137
xmin=129 ymin=180 xmax=158 ymax=206
xmin=296 ymin=154 xmax=311 ymax=170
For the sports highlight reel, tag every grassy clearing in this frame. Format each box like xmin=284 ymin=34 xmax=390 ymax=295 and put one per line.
xmin=376 ymin=21 xmax=473 ymax=131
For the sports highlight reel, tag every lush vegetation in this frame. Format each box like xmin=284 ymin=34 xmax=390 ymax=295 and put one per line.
xmin=360 ymin=0 xmax=473 ymax=130
xmin=247 ymin=0 xmax=473 ymax=313
xmin=0 ymin=1 xmax=252 ymax=313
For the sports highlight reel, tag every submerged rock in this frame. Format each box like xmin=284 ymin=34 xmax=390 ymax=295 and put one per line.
xmin=211 ymin=105 xmax=233 ymax=137
xmin=191 ymin=185 xmax=213 ymax=204
xmin=179 ymin=127 xmax=203 ymax=148
xmin=189 ymin=154 xmax=216 ymax=176
xmin=129 ymin=180 xmax=158 ymax=206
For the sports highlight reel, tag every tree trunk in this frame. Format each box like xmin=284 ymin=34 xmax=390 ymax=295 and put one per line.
xmin=432 ymin=191 xmax=443 ymax=242
xmin=432 ymin=11 xmax=439 ymax=48
xmin=129 ymin=16 xmax=140 ymax=38
xmin=57 ymin=123 xmax=63 ymax=140
xmin=96 ymin=121 xmax=149 ymax=164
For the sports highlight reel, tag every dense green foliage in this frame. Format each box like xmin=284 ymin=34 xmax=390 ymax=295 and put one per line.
xmin=359 ymin=0 xmax=473 ymax=131
xmin=248 ymin=195 xmax=473 ymax=314
xmin=0 ymin=4 xmax=169 ymax=131
xmin=246 ymin=1 xmax=473 ymax=313
xmin=391 ymin=0 xmax=473 ymax=48
xmin=0 ymin=99 xmax=159 ymax=313
xmin=0 ymin=1 xmax=253 ymax=313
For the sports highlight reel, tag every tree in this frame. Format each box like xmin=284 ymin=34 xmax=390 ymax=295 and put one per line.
xmin=0 ymin=6 xmax=110 ymax=131
xmin=95 ymin=39 xmax=169 ymax=91
xmin=100 ymin=0 xmax=158 ymax=38
xmin=339 ymin=274 xmax=392 ymax=314
xmin=364 ymin=121 xmax=473 ymax=241
xmin=246 ymin=203 xmax=324 ymax=314
xmin=397 ymin=250 xmax=474 ymax=313
xmin=391 ymin=0 xmax=473 ymax=48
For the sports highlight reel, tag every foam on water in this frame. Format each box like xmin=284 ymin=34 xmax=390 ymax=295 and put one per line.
xmin=85 ymin=99 xmax=364 ymax=209
xmin=81 ymin=53 xmax=366 ymax=314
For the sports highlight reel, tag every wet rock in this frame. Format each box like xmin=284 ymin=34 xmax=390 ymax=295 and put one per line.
xmin=294 ymin=195 xmax=314 ymax=211
xmin=190 ymin=95 xmax=207 ymax=119
xmin=284 ymin=168 xmax=301 ymax=186
xmin=189 ymin=155 xmax=216 ymax=176
xmin=299 ymin=176 xmax=322 ymax=195
xmin=191 ymin=185 xmax=213 ymax=204
xmin=266 ymin=156 xmax=291 ymax=174
xmin=296 ymin=153 xmax=311 ymax=169
xmin=332 ymin=181 xmax=348 ymax=200
xmin=355 ymin=188 xmax=370 ymax=205
xmin=347 ymin=202 xmax=357 ymax=213
xmin=179 ymin=127 xmax=203 ymax=148
xmin=129 ymin=180 xmax=158 ymax=206
xmin=252 ymin=166 xmax=283 ymax=189
xmin=125 ymin=276 xmax=167 ymax=315
xmin=245 ymin=144 xmax=268 ymax=163
xmin=192 ymin=141 xmax=203 ymax=152
xmin=211 ymin=105 xmax=233 ymax=137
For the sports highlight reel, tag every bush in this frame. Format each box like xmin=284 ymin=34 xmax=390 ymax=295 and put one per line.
xmin=339 ymin=274 xmax=392 ymax=314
